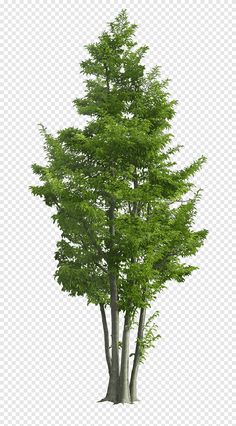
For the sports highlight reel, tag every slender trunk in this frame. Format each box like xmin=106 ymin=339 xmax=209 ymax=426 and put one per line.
xmin=97 ymin=68 xmax=120 ymax=404
xmin=104 ymin=273 xmax=120 ymax=402
xmin=103 ymin=198 xmax=120 ymax=403
xmin=130 ymin=307 xmax=146 ymax=403
xmin=119 ymin=312 xmax=131 ymax=403
xmin=100 ymin=304 xmax=111 ymax=375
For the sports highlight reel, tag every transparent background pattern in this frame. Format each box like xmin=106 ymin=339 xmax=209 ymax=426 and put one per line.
xmin=0 ymin=1 xmax=234 ymax=425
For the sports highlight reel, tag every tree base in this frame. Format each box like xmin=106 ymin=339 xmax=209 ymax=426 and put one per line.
xmin=97 ymin=396 xmax=138 ymax=405
xmin=97 ymin=396 xmax=118 ymax=404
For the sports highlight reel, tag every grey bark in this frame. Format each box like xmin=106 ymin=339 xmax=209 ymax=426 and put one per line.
xmin=130 ymin=307 xmax=146 ymax=403
xmin=104 ymin=273 xmax=120 ymax=402
xmin=100 ymin=304 xmax=111 ymax=375
xmin=103 ymin=199 xmax=120 ymax=403
xmin=119 ymin=312 xmax=131 ymax=403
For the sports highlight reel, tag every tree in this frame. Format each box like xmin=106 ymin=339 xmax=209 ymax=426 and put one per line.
xmin=30 ymin=9 xmax=208 ymax=404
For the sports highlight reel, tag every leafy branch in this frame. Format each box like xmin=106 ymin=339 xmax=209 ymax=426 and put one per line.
xmin=137 ymin=310 xmax=161 ymax=364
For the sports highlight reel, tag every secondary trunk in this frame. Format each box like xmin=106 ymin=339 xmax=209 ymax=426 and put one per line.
xmin=101 ymin=197 xmax=120 ymax=403
xmin=100 ymin=304 xmax=111 ymax=375
xmin=130 ymin=307 xmax=146 ymax=403
xmin=119 ymin=312 xmax=131 ymax=403
xmin=101 ymin=273 xmax=119 ymax=403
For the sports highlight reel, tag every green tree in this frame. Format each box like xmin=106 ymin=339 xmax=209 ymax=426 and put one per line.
xmin=30 ymin=10 xmax=208 ymax=404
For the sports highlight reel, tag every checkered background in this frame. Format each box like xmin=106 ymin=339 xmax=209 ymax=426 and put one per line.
xmin=0 ymin=1 xmax=234 ymax=425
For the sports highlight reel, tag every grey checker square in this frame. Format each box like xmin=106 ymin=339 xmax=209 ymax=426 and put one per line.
xmin=0 ymin=0 xmax=234 ymax=425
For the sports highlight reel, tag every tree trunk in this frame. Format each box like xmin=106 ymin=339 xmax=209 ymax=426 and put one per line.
xmin=103 ymin=273 xmax=120 ymax=402
xmin=100 ymin=304 xmax=111 ymax=375
xmin=119 ymin=312 xmax=131 ymax=403
xmin=130 ymin=307 xmax=146 ymax=403
xmin=100 ymin=197 xmax=120 ymax=403
xmin=98 ymin=159 xmax=122 ymax=403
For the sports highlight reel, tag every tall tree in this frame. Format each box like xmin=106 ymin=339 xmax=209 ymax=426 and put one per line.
xmin=30 ymin=10 xmax=208 ymax=404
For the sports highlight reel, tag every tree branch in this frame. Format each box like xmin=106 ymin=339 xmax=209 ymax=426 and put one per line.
xmin=94 ymin=261 xmax=107 ymax=274
xmin=79 ymin=217 xmax=107 ymax=262
xmin=79 ymin=235 xmax=108 ymax=274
